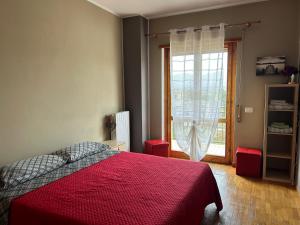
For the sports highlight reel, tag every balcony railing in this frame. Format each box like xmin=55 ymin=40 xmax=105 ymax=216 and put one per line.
xmin=171 ymin=106 xmax=226 ymax=156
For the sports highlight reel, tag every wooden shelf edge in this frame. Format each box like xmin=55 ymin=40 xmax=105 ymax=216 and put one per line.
xmin=264 ymin=168 xmax=291 ymax=182
xmin=267 ymin=132 xmax=293 ymax=136
xmin=266 ymin=84 xmax=299 ymax=88
xmin=268 ymin=109 xmax=295 ymax=112
xmin=266 ymin=153 xmax=291 ymax=159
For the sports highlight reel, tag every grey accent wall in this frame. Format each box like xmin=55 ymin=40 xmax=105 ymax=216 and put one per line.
xmin=0 ymin=0 xmax=123 ymax=165
xmin=123 ymin=16 xmax=149 ymax=152
xmin=149 ymin=0 xmax=298 ymax=152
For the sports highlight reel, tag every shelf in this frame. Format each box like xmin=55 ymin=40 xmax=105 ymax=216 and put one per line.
xmin=268 ymin=109 xmax=295 ymax=112
xmin=266 ymin=153 xmax=291 ymax=159
xmin=267 ymin=132 xmax=293 ymax=136
xmin=267 ymin=84 xmax=299 ymax=88
xmin=265 ymin=169 xmax=290 ymax=183
xmin=264 ymin=84 xmax=298 ymax=185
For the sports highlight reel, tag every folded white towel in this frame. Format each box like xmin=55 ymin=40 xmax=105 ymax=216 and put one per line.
xmin=269 ymin=104 xmax=294 ymax=110
xmin=268 ymin=126 xmax=293 ymax=134
xmin=270 ymin=100 xmax=287 ymax=104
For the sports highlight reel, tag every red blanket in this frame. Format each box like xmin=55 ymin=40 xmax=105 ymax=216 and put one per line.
xmin=10 ymin=152 xmax=222 ymax=225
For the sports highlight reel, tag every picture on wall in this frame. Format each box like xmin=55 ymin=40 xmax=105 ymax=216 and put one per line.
xmin=256 ymin=56 xmax=286 ymax=76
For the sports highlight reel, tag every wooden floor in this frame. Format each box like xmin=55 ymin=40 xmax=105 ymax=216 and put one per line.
xmin=201 ymin=163 xmax=300 ymax=225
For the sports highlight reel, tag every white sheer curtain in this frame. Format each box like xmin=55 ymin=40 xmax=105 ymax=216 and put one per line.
xmin=170 ymin=24 xmax=225 ymax=161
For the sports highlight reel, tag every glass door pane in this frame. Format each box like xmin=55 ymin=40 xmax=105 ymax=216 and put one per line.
xmin=206 ymin=52 xmax=228 ymax=157
xmin=171 ymin=51 xmax=228 ymax=158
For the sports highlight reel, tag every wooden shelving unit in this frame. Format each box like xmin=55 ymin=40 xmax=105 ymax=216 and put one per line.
xmin=263 ymin=84 xmax=299 ymax=184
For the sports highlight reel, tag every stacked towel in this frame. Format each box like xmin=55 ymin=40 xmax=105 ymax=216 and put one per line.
xmin=268 ymin=122 xmax=292 ymax=134
xmin=269 ymin=99 xmax=294 ymax=110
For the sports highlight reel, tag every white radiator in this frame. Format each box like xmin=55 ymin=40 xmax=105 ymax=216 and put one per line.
xmin=115 ymin=111 xmax=130 ymax=151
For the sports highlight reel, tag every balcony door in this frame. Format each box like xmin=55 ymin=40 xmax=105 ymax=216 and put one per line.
xmin=163 ymin=41 xmax=237 ymax=164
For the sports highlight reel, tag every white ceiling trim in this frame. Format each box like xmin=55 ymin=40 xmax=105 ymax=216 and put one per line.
xmin=86 ymin=0 xmax=268 ymax=19
xmin=148 ymin=0 xmax=268 ymax=19
xmin=86 ymin=0 xmax=120 ymax=17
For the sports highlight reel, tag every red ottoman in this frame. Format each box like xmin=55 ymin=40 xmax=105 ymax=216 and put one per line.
xmin=236 ymin=147 xmax=262 ymax=178
xmin=144 ymin=140 xmax=169 ymax=157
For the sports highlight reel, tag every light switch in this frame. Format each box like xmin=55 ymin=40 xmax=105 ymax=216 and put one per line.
xmin=245 ymin=107 xmax=254 ymax=113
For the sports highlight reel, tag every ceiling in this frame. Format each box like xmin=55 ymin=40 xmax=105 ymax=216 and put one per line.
xmin=87 ymin=0 xmax=268 ymax=19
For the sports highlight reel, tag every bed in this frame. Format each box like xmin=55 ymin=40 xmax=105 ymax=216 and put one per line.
xmin=0 ymin=143 xmax=222 ymax=225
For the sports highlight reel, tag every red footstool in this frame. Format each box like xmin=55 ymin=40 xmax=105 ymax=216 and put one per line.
xmin=236 ymin=147 xmax=262 ymax=178
xmin=144 ymin=140 xmax=169 ymax=157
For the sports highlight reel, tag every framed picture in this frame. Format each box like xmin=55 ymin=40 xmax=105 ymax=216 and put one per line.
xmin=256 ymin=56 xmax=286 ymax=76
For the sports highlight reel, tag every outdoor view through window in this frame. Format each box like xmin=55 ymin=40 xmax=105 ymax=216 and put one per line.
xmin=171 ymin=51 xmax=228 ymax=157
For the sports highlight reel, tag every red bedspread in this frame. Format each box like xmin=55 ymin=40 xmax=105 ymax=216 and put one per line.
xmin=10 ymin=152 xmax=222 ymax=225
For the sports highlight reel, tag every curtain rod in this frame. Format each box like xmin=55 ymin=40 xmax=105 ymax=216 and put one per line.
xmin=145 ymin=20 xmax=261 ymax=38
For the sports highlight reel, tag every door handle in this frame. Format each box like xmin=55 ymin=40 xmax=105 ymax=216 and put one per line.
xmin=237 ymin=104 xmax=242 ymax=123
